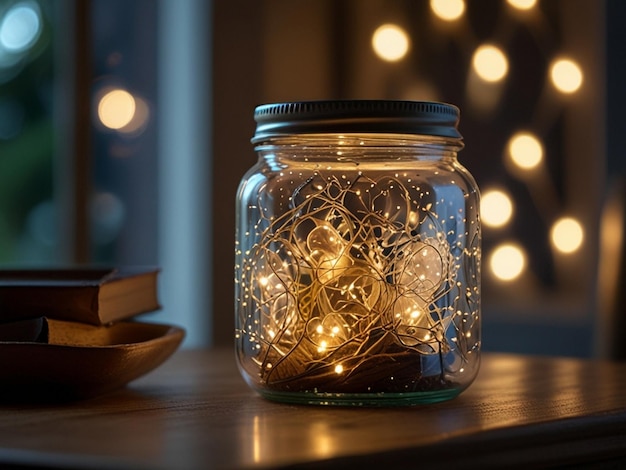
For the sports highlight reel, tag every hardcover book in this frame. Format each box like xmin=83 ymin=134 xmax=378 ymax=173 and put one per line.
xmin=0 ymin=267 xmax=161 ymax=325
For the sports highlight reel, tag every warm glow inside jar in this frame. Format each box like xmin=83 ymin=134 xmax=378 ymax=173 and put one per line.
xmin=235 ymin=100 xmax=481 ymax=406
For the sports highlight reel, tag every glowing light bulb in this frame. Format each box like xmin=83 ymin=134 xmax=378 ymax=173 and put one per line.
xmin=307 ymin=224 xmax=352 ymax=282
xmin=481 ymin=189 xmax=514 ymax=228
xmin=98 ymin=89 xmax=136 ymax=130
xmin=508 ymin=132 xmax=543 ymax=170
xmin=372 ymin=24 xmax=410 ymax=62
xmin=507 ymin=0 xmax=537 ymax=10
xmin=490 ymin=243 xmax=526 ymax=281
xmin=551 ymin=217 xmax=584 ymax=254
xmin=472 ymin=44 xmax=508 ymax=82
xmin=550 ymin=58 xmax=583 ymax=94
xmin=430 ymin=0 xmax=465 ymax=21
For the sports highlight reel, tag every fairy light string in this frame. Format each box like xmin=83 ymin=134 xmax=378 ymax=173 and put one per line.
xmin=237 ymin=167 xmax=480 ymax=393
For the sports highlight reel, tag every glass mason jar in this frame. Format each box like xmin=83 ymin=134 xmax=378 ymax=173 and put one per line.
xmin=235 ymin=100 xmax=480 ymax=406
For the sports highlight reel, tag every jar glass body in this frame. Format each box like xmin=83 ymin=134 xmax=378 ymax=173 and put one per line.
xmin=235 ymin=134 xmax=481 ymax=406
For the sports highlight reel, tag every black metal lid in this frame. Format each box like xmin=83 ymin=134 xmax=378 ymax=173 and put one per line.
xmin=251 ymin=100 xmax=462 ymax=143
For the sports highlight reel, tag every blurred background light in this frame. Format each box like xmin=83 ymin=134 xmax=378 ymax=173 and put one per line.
xmin=551 ymin=217 xmax=584 ymax=254
xmin=472 ymin=44 xmax=508 ymax=82
xmin=26 ymin=199 xmax=56 ymax=247
xmin=430 ymin=0 xmax=465 ymax=21
xmin=98 ymin=88 xmax=136 ymax=130
xmin=490 ymin=243 xmax=526 ymax=281
xmin=506 ymin=0 xmax=538 ymax=11
xmin=372 ymin=24 xmax=410 ymax=62
xmin=90 ymin=192 xmax=126 ymax=245
xmin=481 ymin=189 xmax=514 ymax=228
xmin=508 ymin=132 xmax=543 ymax=170
xmin=0 ymin=98 xmax=24 ymax=139
xmin=0 ymin=1 xmax=41 ymax=53
xmin=550 ymin=58 xmax=583 ymax=94
xmin=117 ymin=95 xmax=150 ymax=135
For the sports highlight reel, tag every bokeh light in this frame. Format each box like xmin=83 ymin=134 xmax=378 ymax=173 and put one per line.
xmin=508 ymin=132 xmax=543 ymax=170
xmin=430 ymin=0 xmax=465 ymax=21
xmin=372 ymin=24 xmax=410 ymax=62
xmin=490 ymin=243 xmax=526 ymax=281
xmin=481 ymin=189 xmax=514 ymax=228
xmin=27 ymin=199 xmax=56 ymax=247
xmin=90 ymin=192 xmax=126 ymax=245
xmin=98 ymin=89 xmax=136 ymax=130
xmin=551 ymin=217 xmax=584 ymax=254
xmin=506 ymin=0 xmax=537 ymax=10
xmin=0 ymin=98 xmax=24 ymax=139
xmin=0 ymin=1 xmax=41 ymax=53
xmin=550 ymin=58 xmax=583 ymax=94
xmin=472 ymin=44 xmax=508 ymax=82
xmin=118 ymin=96 xmax=150 ymax=135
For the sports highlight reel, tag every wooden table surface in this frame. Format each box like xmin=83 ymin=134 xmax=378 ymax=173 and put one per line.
xmin=1 ymin=348 xmax=626 ymax=469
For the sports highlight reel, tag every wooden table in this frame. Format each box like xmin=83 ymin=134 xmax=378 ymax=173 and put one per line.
xmin=1 ymin=348 xmax=626 ymax=469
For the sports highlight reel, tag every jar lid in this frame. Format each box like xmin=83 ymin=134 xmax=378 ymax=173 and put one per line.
xmin=251 ymin=100 xmax=462 ymax=143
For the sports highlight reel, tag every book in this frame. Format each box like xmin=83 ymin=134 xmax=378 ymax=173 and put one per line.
xmin=0 ymin=317 xmax=48 ymax=342
xmin=0 ymin=267 xmax=161 ymax=326
xmin=0 ymin=316 xmax=174 ymax=345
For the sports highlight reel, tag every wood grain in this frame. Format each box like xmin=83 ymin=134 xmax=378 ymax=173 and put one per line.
xmin=0 ymin=349 xmax=625 ymax=469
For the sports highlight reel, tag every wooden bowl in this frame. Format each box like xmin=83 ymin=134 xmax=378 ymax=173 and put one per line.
xmin=0 ymin=320 xmax=185 ymax=402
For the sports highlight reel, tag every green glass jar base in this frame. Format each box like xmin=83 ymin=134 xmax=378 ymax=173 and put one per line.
xmin=256 ymin=387 xmax=463 ymax=407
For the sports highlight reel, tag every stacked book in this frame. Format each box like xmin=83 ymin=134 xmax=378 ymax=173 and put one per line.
xmin=0 ymin=267 xmax=163 ymax=342
xmin=0 ymin=267 xmax=185 ymax=400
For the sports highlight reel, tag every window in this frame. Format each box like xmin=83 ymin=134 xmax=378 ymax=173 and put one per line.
xmin=0 ymin=0 xmax=212 ymax=347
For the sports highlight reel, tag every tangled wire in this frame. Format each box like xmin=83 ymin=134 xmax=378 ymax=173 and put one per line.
xmin=237 ymin=170 xmax=479 ymax=393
